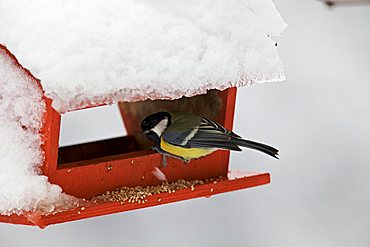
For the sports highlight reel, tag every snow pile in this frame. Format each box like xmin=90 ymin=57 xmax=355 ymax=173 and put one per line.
xmin=0 ymin=0 xmax=286 ymax=113
xmin=0 ymin=49 xmax=77 ymax=215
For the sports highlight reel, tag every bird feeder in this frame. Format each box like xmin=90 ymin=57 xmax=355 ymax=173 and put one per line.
xmin=0 ymin=45 xmax=269 ymax=227
xmin=0 ymin=1 xmax=286 ymax=228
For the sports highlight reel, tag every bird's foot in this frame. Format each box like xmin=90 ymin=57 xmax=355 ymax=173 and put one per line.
xmin=182 ymin=158 xmax=191 ymax=164
xmin=151 ymin=146 xmax=190 ymax=167
xmin=151 ymin=146 xmax=161 ymax=153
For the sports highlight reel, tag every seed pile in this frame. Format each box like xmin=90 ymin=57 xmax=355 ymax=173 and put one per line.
xmin=94 ymin=179 xmax=206 ymax=204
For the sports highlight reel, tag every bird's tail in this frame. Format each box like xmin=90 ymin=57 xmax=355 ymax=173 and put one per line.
xmin=232 ymin=138 xmax=279 ymax=159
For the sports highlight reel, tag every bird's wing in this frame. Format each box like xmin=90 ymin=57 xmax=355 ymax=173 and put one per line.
xmin=162 ymin=114 xmax=241 ymax=151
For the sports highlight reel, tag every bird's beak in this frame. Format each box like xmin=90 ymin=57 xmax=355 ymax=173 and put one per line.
xmin=141 ymin=130 xmax=149 ymax=135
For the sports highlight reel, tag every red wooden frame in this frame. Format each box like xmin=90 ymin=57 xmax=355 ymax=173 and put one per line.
xmin=0 ymin=45 xmax=271 ymax=227
xmin=41 ymin=88 xmax=237 ymax=199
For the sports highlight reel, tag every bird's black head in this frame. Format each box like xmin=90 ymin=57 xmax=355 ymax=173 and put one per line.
xmin=141 ymin=111 xmax=171 ymax=145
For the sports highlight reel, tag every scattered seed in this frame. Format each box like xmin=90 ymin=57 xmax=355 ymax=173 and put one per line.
xmin=107 ymin=165 xmax=113 ymax=171
xmin=77 ymin=211 xmax=81 ymax=215
xmin=210 ymin=188 xmax=214 ymax=193
xmin=81 ymin=207 xmax=85 ymax=211
xmin=94 ymin=179 xmax=206 ymax=204
xmin=67 ymin=169 xmax=71 ymax=173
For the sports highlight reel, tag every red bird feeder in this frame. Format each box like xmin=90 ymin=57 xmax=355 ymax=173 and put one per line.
xmin=0 ymin=45 xmax=270 ymax=228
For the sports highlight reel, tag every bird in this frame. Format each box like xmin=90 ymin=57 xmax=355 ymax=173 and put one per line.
xmin=141 ymin=111 xmax=278 ymax=165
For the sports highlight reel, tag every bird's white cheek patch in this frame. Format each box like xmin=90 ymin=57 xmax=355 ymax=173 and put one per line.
xmin=152 ymin=118 xmax=168 ymax=137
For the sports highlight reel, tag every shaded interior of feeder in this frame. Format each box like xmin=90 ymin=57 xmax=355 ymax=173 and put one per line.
xmin=57 ymin=89 xmax=223 ymax=167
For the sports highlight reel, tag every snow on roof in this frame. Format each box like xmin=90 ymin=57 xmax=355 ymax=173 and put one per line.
xmin=0 ymin=0 xmax=286 ymax=113
xmin=0 ymin=48 xmax=78 ymax=215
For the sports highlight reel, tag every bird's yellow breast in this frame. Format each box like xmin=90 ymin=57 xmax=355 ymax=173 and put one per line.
xmin=160 ymin=138 xmax=214 ymax=160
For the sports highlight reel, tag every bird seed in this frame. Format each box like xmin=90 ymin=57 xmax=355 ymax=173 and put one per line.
xmin=93 ymin=178 xmax=221 ymax=204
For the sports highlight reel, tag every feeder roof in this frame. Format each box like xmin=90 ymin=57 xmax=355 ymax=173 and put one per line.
xmin=0 ymin=0 xmax=286 ymax=113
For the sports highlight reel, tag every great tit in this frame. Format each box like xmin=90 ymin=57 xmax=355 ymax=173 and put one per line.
xmin=141 ymin=111 xmax=279 ymax=164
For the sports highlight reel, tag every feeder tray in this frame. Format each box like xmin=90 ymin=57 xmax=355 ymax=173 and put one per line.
xmin=0 ymin=45 xmax=271 ymax=228
xmin=0 ymin=171 xmax=269 ymax=228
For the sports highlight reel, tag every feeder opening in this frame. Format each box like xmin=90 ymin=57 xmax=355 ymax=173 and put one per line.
xmin=57 ymin=89 xmax=223 ymax=167
xmin=57 ymin=104 xmax=139 ymax=165
xmin=59 ymin=104 xmax=127 ymax=147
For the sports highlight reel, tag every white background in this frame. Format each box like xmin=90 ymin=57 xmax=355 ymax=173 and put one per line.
xmin=1 ymin=0 xmax=370 ymax=246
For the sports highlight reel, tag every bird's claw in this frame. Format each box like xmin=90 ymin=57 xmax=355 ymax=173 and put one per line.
xmin=182 ymin=158 xmax=190 ymax=164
